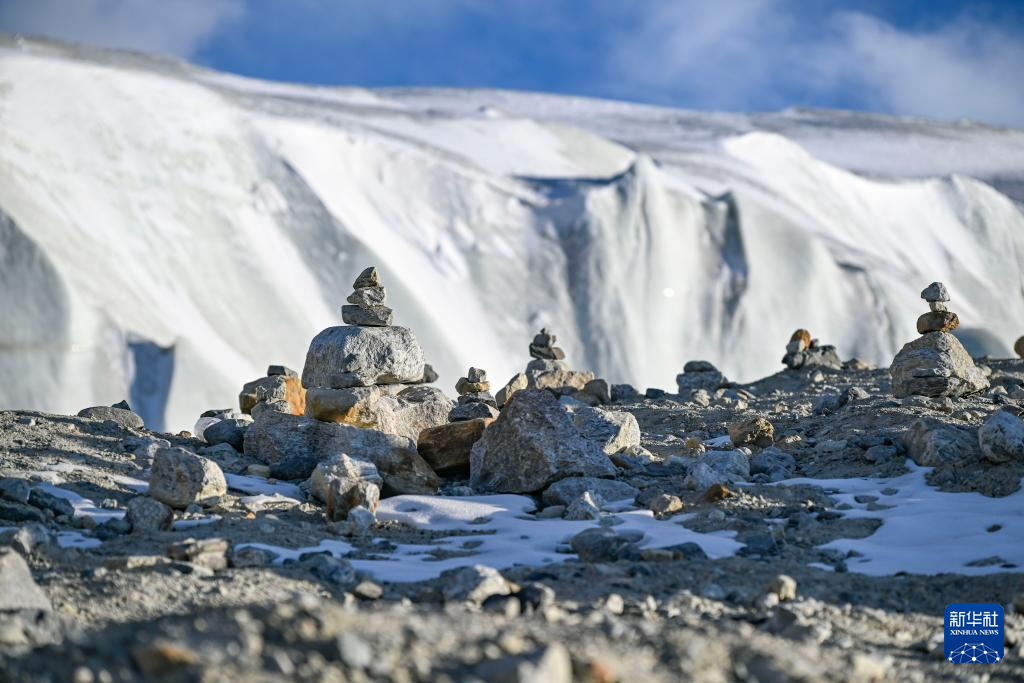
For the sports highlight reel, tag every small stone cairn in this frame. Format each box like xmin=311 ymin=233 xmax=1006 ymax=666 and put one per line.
xmin=782 ymin=328 xmax=841 ymax=370
xmin=341 ymin=266 xmax=393 ymax=327
xmin=451 ymin=367 xmax=499 ymax=421
xmin=890 ymin=281 xmax=989 ymax=398
xmin=495 ymin=328 xmax=605 ymax=407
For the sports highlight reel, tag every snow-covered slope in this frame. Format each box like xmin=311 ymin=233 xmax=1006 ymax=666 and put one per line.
xmin=2 ymin=35 xmax=1023 ymax=431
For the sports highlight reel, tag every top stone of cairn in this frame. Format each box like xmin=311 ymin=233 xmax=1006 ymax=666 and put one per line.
xmin=342 ymin=266 xmax=393 ymax=327
xmin=920 ymin=282 xmax=950 ymax=303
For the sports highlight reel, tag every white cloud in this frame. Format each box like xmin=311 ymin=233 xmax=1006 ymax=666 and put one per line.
xmin=0 ymin=0 xmax=244 ymax=57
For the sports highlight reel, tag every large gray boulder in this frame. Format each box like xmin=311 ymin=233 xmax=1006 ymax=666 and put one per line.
xmin=978 ymin=409 xmax=1024 ymax=464
xmin=302 ymin=325 xmax=426 ymax=388
xmin=244 ymin=411 xmax=437 ymax=495
xmin=469 ymin=389 xmax=615 ymax=493
xmin=890 ymin=332 xmax=989 ymax=398
xmin=903 ymin=418 xmax=982 ymax=467
xmin=148 ymin=448 xmax=227 ymax=509
xmin=571 ymin=407 xmax=641 ymax=455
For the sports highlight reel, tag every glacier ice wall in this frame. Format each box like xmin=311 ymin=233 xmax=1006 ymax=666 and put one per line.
xmin=1 ymin=37 xmax=1023 ymax=431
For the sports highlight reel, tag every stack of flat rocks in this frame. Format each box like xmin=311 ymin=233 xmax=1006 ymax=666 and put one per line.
xmin=527 ymin=328 xmax=567 ymax=372
xmin=781 ymin=328 xmax=841 ymax=370
xmin=496 ymin=328 xmax=602 ymax=407
xmin=890 ymin=281 xmax=989 ymax=398
xmin=451 ymin=368 xmax=499 ymax=421
xmin=341 ymin=266 xmax=392 ymax=326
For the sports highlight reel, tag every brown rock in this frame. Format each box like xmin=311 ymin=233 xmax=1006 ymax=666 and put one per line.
xmin=305 ymin=385 xmax=451 ymax=441
xmin=1014 ymin=335 xmax=1024 ymax=359
xmin=326 ymin=477 xmax=380 ymax=522
xmin=728 ymin=415 xmax=774 ymax=447
xmin=417 ymin=418 xmax=493 ymax=473
xmin=456 ymin=378 xmax=491 ymax=394
xmin=132 ymin=641 xmax=198 ymax=677
xmin=698 ymin=483 xmax=733 ymax=503
xmin=239 ymin=374 xmax=305 ymax=415
xmin=789 ymin=329 xmax=811 ymax=350
xmin=496 ymin=372 xmax=529 ymax=407
xmin=648 ymin=493 xmax=684 ymax=517
xmin=916 ymin=311 xmax=960 ymax=334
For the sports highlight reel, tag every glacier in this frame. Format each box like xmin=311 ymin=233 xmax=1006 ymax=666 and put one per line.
xmin=1 ymin=35 xmax=1023 ymax=432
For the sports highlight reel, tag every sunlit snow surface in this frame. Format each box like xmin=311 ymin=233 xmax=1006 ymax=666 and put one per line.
xmin=778 ymin=463 xmax=1024 ymax=576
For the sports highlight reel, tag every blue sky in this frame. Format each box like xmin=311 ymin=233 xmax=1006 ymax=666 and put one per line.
xmin=3 ymin=0 xmax=1024 ymax=126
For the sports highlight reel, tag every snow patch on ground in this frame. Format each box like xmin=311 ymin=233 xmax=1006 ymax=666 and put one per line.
xmin=779 ymin=463 xmax=1024 ymax=576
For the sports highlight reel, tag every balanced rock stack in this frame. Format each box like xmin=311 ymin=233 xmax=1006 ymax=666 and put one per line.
xmin=890 ymin=282 xmax=989 ymax=398
xmin=496 ymin=328 xmax=602 ymax=407
xmin=450 ymin=367 xmax=499 ymax=421
xmin=781 ymin=329 xmax=841 ymax=370
xmin=417 ymin=367 xmax=497 ymax=475
xmin=341 ymin=266 xmax=393 ymax=326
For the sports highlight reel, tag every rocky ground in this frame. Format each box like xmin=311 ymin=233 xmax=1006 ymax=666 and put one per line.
xmin=2 ymin=351 xmax=1024 ymax=682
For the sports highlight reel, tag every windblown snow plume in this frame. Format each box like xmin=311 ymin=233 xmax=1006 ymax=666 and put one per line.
xmin=1 ymin=35 xmax=1023 ymax=430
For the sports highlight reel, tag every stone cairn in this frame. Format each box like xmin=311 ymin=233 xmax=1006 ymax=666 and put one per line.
xmin=450 ymin=367 xmax=499 ymax=421
xmin=495 ymin=328 xmax=607 ymax=407
xmin=889 ymin=281 xmax=988 ymax=398
xmin=916 ymin=282 xmax=959 ymax=334
xmin=342 ymin=266 xmax=393 ymax=327
xmin=782 ymin=328 xmax=841 ymax=370
xmin=529 ymin=328 xmax=566 ymax=365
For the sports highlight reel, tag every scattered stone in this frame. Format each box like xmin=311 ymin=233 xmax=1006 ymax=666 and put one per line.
xmin=202 ymin=418 xmax=249 ymax=451
xmin=978 ymin=409 xmax=1024 ymax=464
xmin=166 ymin=537 xmax=228 ymax=570
xmin=541 ymin=477 xmax=638 ymax=507
xmin=472 ymin=643 xmax=572 ymax=683
xmin=246 ymin=412 xmax=438 ymax=495
xmin=648 ymin=493 xmax=684 ymax=517
xmin=308 ymin=453 xmax=383 ymax=503
xmin=676 ymin=360 xmax=726 ymax=394
xmin=76 ymin=405 xmax=144 ymax=430
xmin=749 ymin=447 xmax=795 ymax=481
xmin=698 ymin=483 xmax=734 ymax=503
xmin=148 ymin=448 xmax=227 ymax=509
xmin=570 ymin=527 xmax=641 ymax=562
xmin=0 ymin=548 xmax=52 ymax=611
xmin=572 ymin=406 xmax=641 ymax=455
xmin=230 ymin=546 xmax=275 ymax=568
xmin=417 ymin=417 xmax=493 ymax=473
xmin=303 ymin=554 xmax=356 ymax=585
xmin=562 ymin=491 xmax=603 ymax=520
xmin=126 ymin=496 xmax=173 ymax=532
xmin=0 ymin=477 xmax=31 ymax=504
xmin=469 ymin=389 xmax=615 ymax=493
xmin=335 ymin=632 xmax=374 ymax=669
xmin=440 ymin=565 xmax=511 ymax=604
xmin=766 ymin=574 xmax=797 ymax=602
xmin=581 ymin=378 xmax=611 ymax=403
xmin=27 ymin=488 xmax=75 ymax=518
xmin=728 ymin=415 xmax=774 ymax=447
xmin=326 ymin=476 xmax=380 ymax=522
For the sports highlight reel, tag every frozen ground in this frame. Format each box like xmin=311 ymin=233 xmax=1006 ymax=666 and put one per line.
xmin=2 ymin=34 xmax=1023 ymax=431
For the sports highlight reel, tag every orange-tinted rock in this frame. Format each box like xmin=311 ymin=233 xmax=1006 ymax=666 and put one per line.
xmin=417 ymin=418 xmax=493 ymax=473
xmin=789 ymin=329 xmax=811 ymax=350
xmin=916 ymin=311 xmax=959 ymax=334
xmin=698 ymin=483 xmax=733 ymax=503
xmin=239 ymin=374 xmax=305 ymax=416
xmin=728 ymin=415 xmax=774 ymax=447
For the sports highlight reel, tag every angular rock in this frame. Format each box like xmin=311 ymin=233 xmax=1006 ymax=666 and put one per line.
xmin=1015 ymin=336 xmax=1024 ymax=359
xmin=648 ymin=493 xmax=684 ymax=517
xmin=76 ymin=406 xmax=144 ymax=430
xmin=346 ymin=286 xmax=387 ymax=307
xmin=245 ymin=412 xmax=437 ymax=494
xmin=921 ymin=282 xmax=950 ymax=302
xmin=676 ymin=362 xmax=725 ymax=394
xmin=309 ymin=453 xmax=383 ymax=503
xmin=202 ymin=418 xmax=249 ymax=451
xmin=449 ymin=402 xmax=499 ymax=422
xmin=306 ymin=384 xmax=451 ymax=441
xmin=496 ymin=372 xmax=529 ymax=407
xmin=563 ymin=491 xmax=603 ymax=520
xmin=570 ymin=527 xmax=642 ymax=562
xmin=417 ymin=418 xmax=493 ymax=473
xmin=301 ymin=325 xmax=426 ymax=389
xmin=239 ymin=374 xmax=306 ymax=416
xmin=267 ymin=365 xmax=298 ymax=378
xmin=684 ymin=451 xmax=750 ymax=490
xmin=0 ymin=549 xmax=51 ymax=611
xmin=728 ymin=415 xmax=774 ymax=447
xmin=541 ymin=476 xmax=639 ymax=507
xmin=457 ymin=391 xmax=496 ymax=406
xmin=439 ymin=565 xmax=510 ymax=604
xmin=0 ymin=478 xmax=31 ymax=504
xmin=783 ymin=345 xmax=842 ymax=370
xmin=27 ymin=488 xmax=74 ymax=517
xmin=890 ymin=332 xmax=989 ymax=398
xmin=581 ymin=378 xmax=611 ymax=403
xmin=341 ymin=304 xmax=393 ymax=327
xmin=903 ymin=418 xmax=983 ymax=467
xmin=167 ymin=537 xmax=228 ymax=570
xmin=126 ymin=496 xmax=174 ymax=532
xmin=572 ymin=406 xmax=641 ymax=455
xmin=917 ymin=311 xmax=959 ymax=334
xmin=326 ymin=477 xmax=380 ymax=522
xmin=750 ymin=448 xmax=796 ymax=481
xmin=148 ymin=448 xmax=227 ymax=509
xmin=469 ymin=389 xmax=615 ymax=493
xmin=352 ymin=266 xmax=381 ymax=289
xmin=978 ymin=409 xmax=1024 ymax=464
xmin=472 ymin=644 xmax=572 ymax=683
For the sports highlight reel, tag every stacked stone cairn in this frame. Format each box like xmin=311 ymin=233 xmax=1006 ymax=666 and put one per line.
xmin=781 ymin=328 xmax=841 ymax=370
xmin=890 ymin=282 xmax=989 ymax=398
xmin=496 ymin=328 xmax=609 ymax=407
xmin=417 ymin=368 xmax=498 ymax=475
